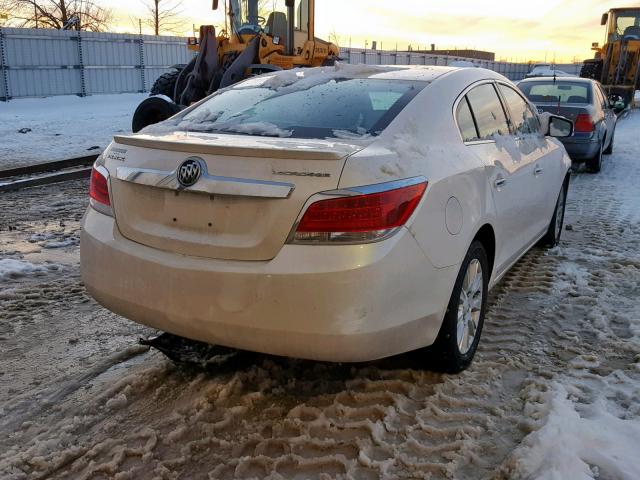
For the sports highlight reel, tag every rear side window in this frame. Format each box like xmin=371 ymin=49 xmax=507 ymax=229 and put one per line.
xmin=594 ymin=85 xmax=606 ymax=108
xmin=466 ymin=83 xmax=510 ymax=140
xmin=498 ymin=84 xmax=541 ymax=135
xmin=160 ymin=77 xmax=426 ymax=139
xmin=456 ymin=97 xmax=479 ymax=142
xmin=519 ymin=81 xmax=591 ymax=104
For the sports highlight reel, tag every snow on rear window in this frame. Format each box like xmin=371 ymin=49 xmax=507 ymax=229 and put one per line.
xmin=149 ymin=77 xmax=426 ymax=139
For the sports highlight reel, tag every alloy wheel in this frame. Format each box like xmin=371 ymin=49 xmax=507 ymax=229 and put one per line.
xmin=456 ymin=259 xmax=483 ymax=355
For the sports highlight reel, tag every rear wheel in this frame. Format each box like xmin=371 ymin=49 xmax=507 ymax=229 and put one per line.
xmin=425 ymin=241 xmax=488 ymax=373
xmin=539 ymin=180 xmax=567 ymax=248
xmin=585 ymin=140 xmax=603 ymax=173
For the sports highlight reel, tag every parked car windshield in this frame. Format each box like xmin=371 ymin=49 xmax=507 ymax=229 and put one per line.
xmin=519 ymin=81 xmax=592 ymax=104
xmin=166 ymin=77 xmax=426 ymax=139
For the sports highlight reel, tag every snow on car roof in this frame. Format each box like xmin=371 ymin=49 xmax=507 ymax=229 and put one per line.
xmin=248 ymin=62 xmax=462 ymax=88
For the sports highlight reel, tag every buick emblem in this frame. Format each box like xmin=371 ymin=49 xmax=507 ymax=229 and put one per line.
xmin=177 ymin=158 xmax=202 ymax=187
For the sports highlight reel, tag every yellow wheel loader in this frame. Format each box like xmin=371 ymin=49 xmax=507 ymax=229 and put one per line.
xmin=132 ymin=0 xmax=340 ymax=132
xmin=580 ymin=7 xmax=640 ymax=109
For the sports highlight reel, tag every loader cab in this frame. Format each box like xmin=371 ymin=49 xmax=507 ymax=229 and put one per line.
xmin=602 ymin=8 xmax=640 ymax=43
xmin=228 ymin=0 xmax=313 ymax=54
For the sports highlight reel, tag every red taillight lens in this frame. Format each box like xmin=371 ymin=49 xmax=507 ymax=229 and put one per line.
xmin=574 ymin=114 xmax=594 ymax=133
xmin=293 ymin=182 xmax=427 ymax=243
xmin=89 ymin=166 xmax=110 ymax=206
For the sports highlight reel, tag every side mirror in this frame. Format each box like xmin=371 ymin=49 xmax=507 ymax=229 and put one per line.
xmin=608 ymin=94 xmax=626 ymax=113
xmin=548 ymin=115 xmax=573 ymax=138
xmin=212 ymin=0 xmax=218 ymax=10
xmin=601 ymin=12 xmax=608 ymax=26
xmin=613 ymin=100 xmax=626 ymax=112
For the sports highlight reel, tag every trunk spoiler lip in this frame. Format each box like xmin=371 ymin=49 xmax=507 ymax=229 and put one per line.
xmin=112 ymin=133 xmax=366 ymax=161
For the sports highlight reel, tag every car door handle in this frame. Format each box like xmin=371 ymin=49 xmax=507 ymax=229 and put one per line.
xmin=534 ymin=166 xmax=544 ymax=176
xmin=494 ymin=178 xmax=507 ymax=188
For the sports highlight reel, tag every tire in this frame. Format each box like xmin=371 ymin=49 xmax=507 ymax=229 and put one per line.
xmin=585 ymin=140 xmax=603 ymax=173
xmin=425 ymin=241 xmax=489 ymax=373
xmin=579 ymin=59 xmax=603 ymax=81
xmin=539 ymin=180 xmax=568 ymax=248
xmin=150 ymin=69 xmax=182 ymax=100
xmin=131 ymin=96 xmax=182 ymax=133
xmin=603 ymin=130 xmax=614 ymax=155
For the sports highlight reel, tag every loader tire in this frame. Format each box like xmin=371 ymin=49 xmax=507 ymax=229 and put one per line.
xmin=131 ymin=96 xmax=181 ymax=133
xmin=150 ymin=69 xmax=182 ymax=101
xmin=580 ymin=59 xmax=602 ymax=81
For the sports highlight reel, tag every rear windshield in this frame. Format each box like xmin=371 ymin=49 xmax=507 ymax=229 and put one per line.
xmin=158 ymin=77 xmax=425 ymax=139
xmin=519 ymin=81 xmax=592 ymax=104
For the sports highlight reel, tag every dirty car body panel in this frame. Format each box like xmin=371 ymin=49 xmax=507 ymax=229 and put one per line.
xmin=81 ymin=65 xmax=571 ymax=362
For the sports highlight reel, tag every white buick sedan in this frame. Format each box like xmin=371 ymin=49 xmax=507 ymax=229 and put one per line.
xmin=81 ymin=64 xmax=572 ymax=372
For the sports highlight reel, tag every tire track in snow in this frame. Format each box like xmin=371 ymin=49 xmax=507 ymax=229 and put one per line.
xmin=3 ymin=115 xmax=640 ymax=479
xmin=1 ymin=248 xmax=565 ymax=480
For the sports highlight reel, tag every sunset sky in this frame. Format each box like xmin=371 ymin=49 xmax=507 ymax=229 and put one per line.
xmin=105 ymin=0 xmax=635 ymax=62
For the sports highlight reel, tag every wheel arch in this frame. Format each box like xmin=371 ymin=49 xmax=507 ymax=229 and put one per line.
xmin=471 ymin=223 xmax=496 ymax=280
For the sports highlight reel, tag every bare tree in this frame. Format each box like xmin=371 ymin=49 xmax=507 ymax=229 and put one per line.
xmin=0 ymin=0 xmax=11 ymax=24
xmin=3 ymin=0 xmax=111 ymax=31
xmin=144 ymin=0 xmax=184 ymax=36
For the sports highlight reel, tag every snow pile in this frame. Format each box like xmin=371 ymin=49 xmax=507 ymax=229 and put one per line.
xmin=0 ymin=259 xmax=58 ymax=281
xmin=0 ymin=93 xmax=147 ymax=169
xmin=505 ymin=374 xmax=640 ymax=480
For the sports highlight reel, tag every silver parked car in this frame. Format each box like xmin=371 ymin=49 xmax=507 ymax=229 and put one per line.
xmin=81 ymin=65 xmax=573 ymax=373
xmin=517 ymin=77 xmax=617 ymax=173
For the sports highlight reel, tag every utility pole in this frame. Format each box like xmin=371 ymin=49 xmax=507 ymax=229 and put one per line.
xmin=34 ymin=3 xmax=38 ymax=28
xmin=78 ymin=0 xmax=84 ymax=31
xmin=139 ymin=18 xmax=142 ymax=35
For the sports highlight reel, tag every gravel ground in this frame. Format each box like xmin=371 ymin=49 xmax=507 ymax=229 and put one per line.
xmin=0 ymin=112 xmax=639 ymax=479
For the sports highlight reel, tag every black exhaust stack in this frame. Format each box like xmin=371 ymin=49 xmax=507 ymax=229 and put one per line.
xmin=286 ymin=0 xmax=295 ymax=56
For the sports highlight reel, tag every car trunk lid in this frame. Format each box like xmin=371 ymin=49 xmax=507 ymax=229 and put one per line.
xmin=533 ymin=103 xmax=593 ymax=122
xmin=105 ymin=132 xmax=363 ymax=261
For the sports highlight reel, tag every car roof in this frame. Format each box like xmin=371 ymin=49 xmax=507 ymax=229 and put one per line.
xmin=264 ymin=63 xmax=502 ymax=84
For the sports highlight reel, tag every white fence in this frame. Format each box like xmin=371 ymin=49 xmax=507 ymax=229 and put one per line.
xmin=0 ymin=28 xmax=583 ymax=100
xmin=0 ymin=27 xmax=194 ymax=100
xmin=339 ymin=48 xmax=582 ymax=81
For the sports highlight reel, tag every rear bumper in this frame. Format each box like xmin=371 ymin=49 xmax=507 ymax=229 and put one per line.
xmin=561 ymin=135 xmax=599 ymax=161
xmin=80 ymin=208 xmax=458 ymax=362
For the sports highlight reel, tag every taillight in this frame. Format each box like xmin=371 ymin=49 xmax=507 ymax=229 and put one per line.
xmin=89 ymin=166 xmax=110 ymax=206
xmin=290 ymin=179 xmax=427 ymax=244
xmin=574 ymin=114 xmax=594 ymax=133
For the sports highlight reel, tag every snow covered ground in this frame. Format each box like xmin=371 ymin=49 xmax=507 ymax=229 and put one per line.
xmin=0 ymin=94 xmax=147 ymax=169
xmin=0 ymin=111 xmax=639 ymax=479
